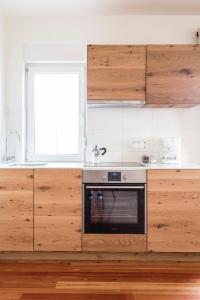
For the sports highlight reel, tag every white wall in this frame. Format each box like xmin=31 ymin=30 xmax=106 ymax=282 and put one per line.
xmin=5 ymin=15 xmax=200 ymax=162
xmin=86 ymin=107 xmax=200 ymax=163
xmin=0 ymin=14 xmax=5 ymax=160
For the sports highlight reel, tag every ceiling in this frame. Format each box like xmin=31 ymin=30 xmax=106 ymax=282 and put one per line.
xmin=1 ymin=0 xmax=200 ymax=16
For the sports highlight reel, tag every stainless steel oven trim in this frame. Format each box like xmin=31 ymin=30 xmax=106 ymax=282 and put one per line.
xmin=83 ymin=170 xmax=146 ymax=184
xmin=85 ymin=185 xmax=145 ymax=189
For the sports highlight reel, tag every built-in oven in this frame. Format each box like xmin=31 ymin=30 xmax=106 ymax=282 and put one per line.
xmin=83 ymin=170 xmax=146 ymax=234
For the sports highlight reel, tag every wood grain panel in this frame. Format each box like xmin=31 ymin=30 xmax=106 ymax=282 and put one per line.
xmin=1 ymin=251 xmax=200 ymax=261
xmin=57 ymin=280 xmax=200 ymax=293
xmin=2 ymin=261 xmax=200 ymax=299
xmin=20 ymin=296 xmax=200 ymax=300
xmin=148 ymin=169 xmax=200 ymax=252
xmin=0 ymin=169 xmax=33 ymax=251
xmin=82 ymin=234 xmax=146 ymax=252
xmin=88 ymin=45 xmax=146 ymax=100
xmin=146 ymin=45 xmax=200 ymax=107
xmin=34 ymin=169 xmax=82 ymax=251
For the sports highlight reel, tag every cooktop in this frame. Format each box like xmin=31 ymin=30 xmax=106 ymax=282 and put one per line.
xmin=84 ymin=162 xmax=143 ymax=167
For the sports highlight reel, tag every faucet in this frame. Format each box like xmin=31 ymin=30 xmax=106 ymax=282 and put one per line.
xmin=5 ymin=130 xmax=21 ymax=162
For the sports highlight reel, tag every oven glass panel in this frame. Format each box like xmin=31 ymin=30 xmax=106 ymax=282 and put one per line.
xmin=84 ymin=184 xmax=145 ymax=234
xmin=90 ymin=189 xmax=138 ymax=225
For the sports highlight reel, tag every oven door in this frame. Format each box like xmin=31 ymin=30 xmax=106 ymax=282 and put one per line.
xmin=84 ymin=184 xmax=146 ymax=234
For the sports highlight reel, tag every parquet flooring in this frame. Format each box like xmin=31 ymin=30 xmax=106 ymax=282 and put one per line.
xmin=0 ymin=261 xmax=199 ymax=299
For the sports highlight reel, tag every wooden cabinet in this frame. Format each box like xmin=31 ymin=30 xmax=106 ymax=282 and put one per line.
xmin=82 ymin=234 xmax=147 ymax=252
xmin=146 ymin=45 xmax=200 ymax=107
xmin=88 ymin=44 xmax=200 ymax=107
xmin=87 ymin=45 xmax=146 ymax=101
xmin=34 ymin=169 xmax=82 ymax=251
xmin=148 ymin=170 xmax=200 ymax=252
xmin=3 ymin=167 xmax=200 ymax=254
xmin=0 ymin=169 xmax=33 ymax=251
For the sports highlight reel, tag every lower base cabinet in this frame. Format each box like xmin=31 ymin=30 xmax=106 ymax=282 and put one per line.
xmin=82 ymin=234 xmax=147 ymax=252
xmin=1 ymin=168 xmax=200 ymax=253
xmin=0 ymin=169 xmax=33 ymax=251
xmin=148 ymin=170 xmax=200 ymax=252
xmin=34 ymin=169 xmax=82 ymax=251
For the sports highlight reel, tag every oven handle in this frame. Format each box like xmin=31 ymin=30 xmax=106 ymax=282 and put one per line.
xmin=85 ymin=185 xmax=145 ymax=189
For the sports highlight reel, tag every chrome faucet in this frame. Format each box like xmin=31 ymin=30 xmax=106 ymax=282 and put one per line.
xmin=5 ymin=130 xmax=21 ymax=162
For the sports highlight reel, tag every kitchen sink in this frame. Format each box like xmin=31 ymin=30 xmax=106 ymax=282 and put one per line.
xmin=9 ymin=163 xmax=47 ymax=167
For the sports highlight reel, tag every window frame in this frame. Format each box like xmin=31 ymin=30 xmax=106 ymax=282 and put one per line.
xmin=25 ymin=63 xmax=85 ymax=162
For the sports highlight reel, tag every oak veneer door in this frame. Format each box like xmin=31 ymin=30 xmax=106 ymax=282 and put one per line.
xmin=34 ymin=169 xmax=82 ymax=251
xmin=146 ymin=45 xmax=200 ymax=107
xmin=0 ymin=169 xmax=33 ymax=251
xmin=148 ymin=170 xmax=200 ymax=252
xmin=88 ymin=45 xmax=146 ymax=101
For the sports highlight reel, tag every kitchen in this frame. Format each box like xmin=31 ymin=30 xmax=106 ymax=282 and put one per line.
xmin=0 ymin=1 xmax=200 ymax=299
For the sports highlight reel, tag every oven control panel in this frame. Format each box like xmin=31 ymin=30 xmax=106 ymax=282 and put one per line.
xmin=108 ymin=171 xmax=121 ymax=182
xmin=83 ymin=170 xmax=147 ymax=184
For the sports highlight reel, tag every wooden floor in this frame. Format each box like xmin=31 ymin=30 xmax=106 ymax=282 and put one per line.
xmin=0 ymin=261 xmax=200 ymax=299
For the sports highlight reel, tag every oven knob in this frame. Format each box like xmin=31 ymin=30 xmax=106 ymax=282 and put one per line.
xmin=101 ymin=175 xmax=107 ymax=181
xmin=123 ymin=174 xmax=128 ymax=181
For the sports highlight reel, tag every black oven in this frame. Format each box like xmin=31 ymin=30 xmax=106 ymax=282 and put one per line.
xmin=83 ymin=170 xmax=146 ymax=234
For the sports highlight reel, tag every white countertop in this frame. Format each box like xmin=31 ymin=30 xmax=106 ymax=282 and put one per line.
xmin=0 ymin=162 xmax=200 ymax=170
xmin=83 ymin=163 xmax=200 ymax=170
xmin=144 ymin=163 xmax=200 ymax=170
xmin=0 ymin=162 xmax=84 ymax=169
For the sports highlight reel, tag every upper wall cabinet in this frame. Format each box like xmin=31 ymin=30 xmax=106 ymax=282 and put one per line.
xmin=146 ymin=45 xmax=200 ymax=107
xmin=87 ymin=45 xmax=146 ymax=102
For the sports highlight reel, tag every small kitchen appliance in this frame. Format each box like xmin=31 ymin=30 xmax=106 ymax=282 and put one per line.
xmin=91 ymin=145 xmax=107 ymax=164
xmin=160 ymin=137 xmax=181 ymax=164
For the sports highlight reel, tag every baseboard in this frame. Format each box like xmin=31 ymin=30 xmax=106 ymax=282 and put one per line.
xmin=0 ymin=251 xmax=200 ymax=261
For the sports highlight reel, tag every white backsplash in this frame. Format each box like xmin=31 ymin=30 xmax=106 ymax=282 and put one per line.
xmin=86 ymin=106 xmax=200 ymax=164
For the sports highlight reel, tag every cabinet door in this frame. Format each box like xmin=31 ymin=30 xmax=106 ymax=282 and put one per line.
xmin=146 ymin=45 xmax=200 ymax=107
xmin=34 ymin=169 xmax=82 ymax=251
xmin=88 ymin=45 xmax=146 ymax=101
xmin=148 ymin=170 xmax=200 ymax=252
xmin=0 ymin=169 xmax=33 ymax=251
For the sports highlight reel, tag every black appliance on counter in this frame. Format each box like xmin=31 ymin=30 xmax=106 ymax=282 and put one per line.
xmin=83 ymin=167 xmax=146 ymax=234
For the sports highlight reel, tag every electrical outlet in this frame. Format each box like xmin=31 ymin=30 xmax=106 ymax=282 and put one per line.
xmin=132 ymin=139 xmax=151 ymax=150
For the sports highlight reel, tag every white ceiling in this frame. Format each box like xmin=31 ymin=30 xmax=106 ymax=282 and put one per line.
xmin=1 ymin=0 xmax=200 ymax=16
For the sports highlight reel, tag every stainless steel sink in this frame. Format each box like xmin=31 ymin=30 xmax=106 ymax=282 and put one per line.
xmin=9 ymin=163 xmax=47 ymax=167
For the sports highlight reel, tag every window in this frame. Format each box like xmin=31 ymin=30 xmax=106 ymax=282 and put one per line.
xmin=26 ymin=63 xmax=85 ymax=162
